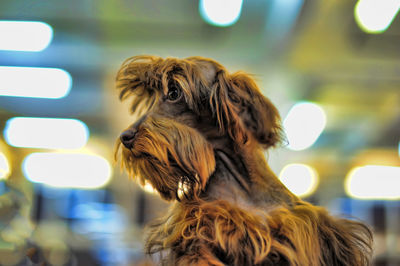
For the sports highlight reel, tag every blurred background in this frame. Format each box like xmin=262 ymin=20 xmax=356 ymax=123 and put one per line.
xmin=0 ymin=0 xmax=399 ymax=265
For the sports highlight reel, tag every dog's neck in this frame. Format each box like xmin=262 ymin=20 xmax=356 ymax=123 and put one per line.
xmin=204 ymin=144 xmax=298 ymax=208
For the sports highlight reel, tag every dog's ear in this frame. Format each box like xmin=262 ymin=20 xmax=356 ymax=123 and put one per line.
xmin=211 ymin=70 xmax=283 ymax=148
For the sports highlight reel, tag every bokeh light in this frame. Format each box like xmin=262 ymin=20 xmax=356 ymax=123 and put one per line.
xmin=0 ymin=66 xmax=72 ymax=99
xmin=0 ymin=152 xmax=11 ymax=180
xmin=283 ymin=102 xmax=327 ymax=151
xmin=345 ymin=165 xmax=400 ymax=200
xmin=279 ymin=163 xmax=319 ymax=197
xmin=4 ymin=117 xmax=89 ymax=150
xmin=23 ymin=152 xmax=112 ymax=189
xmin=354 ymin=0 xmax=400 ymax=34
xmin=199 ymin=0 xmax=243 ymax=27
xmin=0 ymin=21 xmax=53 ymax=52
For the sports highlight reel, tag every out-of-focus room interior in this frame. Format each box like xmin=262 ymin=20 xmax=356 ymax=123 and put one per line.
xmin=0 ymin=0 xmax=399 ymax=265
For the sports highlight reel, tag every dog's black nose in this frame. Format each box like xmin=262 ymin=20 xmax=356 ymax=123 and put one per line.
xmin=120 ymin=129 xmax=137 ymax=149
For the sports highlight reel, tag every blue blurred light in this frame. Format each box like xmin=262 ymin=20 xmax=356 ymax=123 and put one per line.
xmin=0 ymin=66 xmax=72 ymax=99
xmin=0 ymin=21 xmax=53 ymax=52
xmin=265 ymin=0 xmax=304 ymax=40
xmin=0 ymin=181 xmax=8 ymax=195
xmin=199 ymin=0 xmax=243 ymax=27
xmin=70 ymin=203 xmax=127 ymax=235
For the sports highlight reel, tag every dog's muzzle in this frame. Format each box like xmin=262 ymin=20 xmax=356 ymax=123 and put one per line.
xmin=120 ymin=129 xmax=137 ymax=149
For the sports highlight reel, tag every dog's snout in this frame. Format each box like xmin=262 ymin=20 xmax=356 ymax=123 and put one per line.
xmin=120 ymin=129 xmax=137 ymax=149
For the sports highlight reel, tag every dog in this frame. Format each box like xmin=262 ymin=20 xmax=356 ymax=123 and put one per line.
xmin=115 ymin=55 xmax=373 ymax=265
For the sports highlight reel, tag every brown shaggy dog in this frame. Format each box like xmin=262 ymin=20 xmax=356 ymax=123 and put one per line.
xmin=115 ymin=55 xmax=373 ymax=266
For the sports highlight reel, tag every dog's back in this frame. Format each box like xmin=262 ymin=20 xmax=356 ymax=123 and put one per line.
xmin=145 ymin=150 xmax=372 ymax=266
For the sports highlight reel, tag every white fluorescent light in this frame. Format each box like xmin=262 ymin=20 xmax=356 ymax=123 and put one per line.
xmin=0 ymin=66 xmax=72 ymax=99
xmin=0 ymin=152 xmax=11 ymax=180
xmin=279 ymin=163 xmax=319 ymax=197
xmin=4 ymin=117 xmax=89 ymax=149
xmin=199 ymin=0 xmax=243 ymax=27
xmin=345 ymin=165 xmax=400 ymax=200
xmin=283 ymin=102 xmax=327 ymax=151
xmin=355 ymin=0 xmax=400 ymax=34
xmin=23 ymin=152 xmax=112 ymax=189
xmin=0 ymin=21 xmax=53 ymax=52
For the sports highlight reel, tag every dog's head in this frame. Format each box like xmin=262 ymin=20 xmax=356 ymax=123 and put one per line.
xmin=115 ymin=55 xmax=283 ymax=201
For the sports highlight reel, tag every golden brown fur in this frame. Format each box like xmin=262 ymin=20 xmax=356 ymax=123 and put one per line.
xmin=115 ymin=55 xmax=373 ymax=265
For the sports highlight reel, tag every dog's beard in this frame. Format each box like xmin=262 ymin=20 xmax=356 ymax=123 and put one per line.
xmin=116 ymin=117 xmax=216 ymax=201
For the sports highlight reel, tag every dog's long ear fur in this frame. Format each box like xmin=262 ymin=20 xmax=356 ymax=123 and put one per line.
xmin=211 ymin=70 xmax=283 ymax=148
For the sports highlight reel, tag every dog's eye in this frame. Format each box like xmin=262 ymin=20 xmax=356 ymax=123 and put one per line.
xmin=167 ymin=86 xmax=181 ymax=101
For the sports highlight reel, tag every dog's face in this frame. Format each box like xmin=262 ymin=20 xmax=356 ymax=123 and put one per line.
xmin=115 ymin=56 xmax=282 ymax=201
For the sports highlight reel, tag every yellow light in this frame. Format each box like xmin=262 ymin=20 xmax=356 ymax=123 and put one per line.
xmin=23 ymin=152 xmax=112 ymax=189
xmin=199 ymin=0 xmax=243 ymax=27
xmin=345 ymin=165 xmax=400 ymax=200
xmin=0 ymin=21 xmax=53 ymax=52
xmin=279 ymin=163 xmax=319 ymax=197
xmin=0 ymin=152 xmax=10 ymax=180
xmin=355 ymin=0 xmax=400 ymax=34
xmin=142 ymin=182 xmax=157 ymax=194
xmin=283 ymin=102 xmax=327 ymax=151
xmin=0 ymin=66 xmax=72 ymax=99
xmin=4 ymin=117 xmax=89 ymax=150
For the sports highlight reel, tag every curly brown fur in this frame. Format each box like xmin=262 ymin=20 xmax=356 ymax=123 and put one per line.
xmin=115 ymin=55 xmax=373 ymax=265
